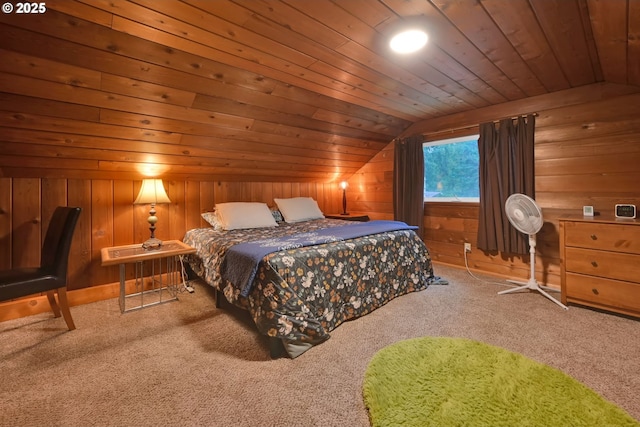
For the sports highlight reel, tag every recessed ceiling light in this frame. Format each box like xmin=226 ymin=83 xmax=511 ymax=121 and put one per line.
xmin=389 ymin=29 xmax=428 ymax=54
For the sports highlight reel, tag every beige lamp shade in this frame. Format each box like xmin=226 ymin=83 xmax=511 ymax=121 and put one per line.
xmin=134 ymin=179 xmax=171 ymax=205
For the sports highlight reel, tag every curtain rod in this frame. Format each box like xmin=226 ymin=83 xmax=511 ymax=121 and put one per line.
xmin=492 ymin=112 xmax=538 ymax=123
xmin=402 ymin=112 xmax=539 ymax=142
xmin=406 ymin=112 xmax=540 ymax=139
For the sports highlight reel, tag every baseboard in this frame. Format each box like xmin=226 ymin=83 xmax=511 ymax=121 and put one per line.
xmin=432 ymin=260 xmax=561 ymax=291
xmin=1 ymin=261 xmax=557 ymax=323
xmin=0 ymin=271 xmax=185 ymax=323
xmin=0 ymin=281 xmax=120 ymax=323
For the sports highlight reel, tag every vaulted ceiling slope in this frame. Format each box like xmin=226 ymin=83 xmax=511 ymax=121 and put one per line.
xmin=0 ymin=0 xmax=637 ymax=182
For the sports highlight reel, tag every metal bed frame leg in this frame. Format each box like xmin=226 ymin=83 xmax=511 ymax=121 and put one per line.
xmin=269 ymin=337 xmax=283 ymax=359
xmin=215 ymin=289 xmax=223 ymax=308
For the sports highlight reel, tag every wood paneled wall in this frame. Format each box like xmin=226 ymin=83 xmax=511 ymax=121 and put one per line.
xmin=350 ymin=83 xmax=640 ymax=286
xmin=0 ymin=179 xmax=343 ymax=292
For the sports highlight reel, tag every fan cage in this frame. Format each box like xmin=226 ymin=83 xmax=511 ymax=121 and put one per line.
xmin=505 ymin=194 xmax=543 ymax=235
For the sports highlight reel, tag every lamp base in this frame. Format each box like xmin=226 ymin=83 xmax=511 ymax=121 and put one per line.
xmin=340 ymin=212 xmax=349 ymax=215
xmin=142 ymin=237 xmax=163 ymax=250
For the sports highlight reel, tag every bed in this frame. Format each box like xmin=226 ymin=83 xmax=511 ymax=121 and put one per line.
xmin=183 ymin=199 xmax=435 ymax=358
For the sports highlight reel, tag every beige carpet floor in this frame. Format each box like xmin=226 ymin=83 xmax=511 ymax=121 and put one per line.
xmin=1 ymin=263 xmax=638 ymax=427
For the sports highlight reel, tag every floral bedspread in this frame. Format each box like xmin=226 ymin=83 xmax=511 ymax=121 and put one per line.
xmin=183 ymin=219 xmax=434 ymax=354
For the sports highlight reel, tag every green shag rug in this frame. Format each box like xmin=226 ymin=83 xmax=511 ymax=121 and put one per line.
xmin=363 ymin=337 xmax=639 ymax=427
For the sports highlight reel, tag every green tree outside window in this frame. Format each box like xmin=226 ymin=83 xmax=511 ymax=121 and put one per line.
xmin=423 ymin=136 xmax=479 ymax=201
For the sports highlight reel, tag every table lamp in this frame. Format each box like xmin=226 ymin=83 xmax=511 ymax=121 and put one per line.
xmin=134 ymin=179 xmax=171 ymax=249
xmin=340 ymin=181 xmax=349 ymax=215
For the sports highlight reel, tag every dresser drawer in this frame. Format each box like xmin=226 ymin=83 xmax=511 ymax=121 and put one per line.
xmin=563 ymin=221 xmax=640 ymax=254
xmin=564 ymin=247 xmax=640 ymax=283
xmin=565 ymin=272 xmax=640 ymax=314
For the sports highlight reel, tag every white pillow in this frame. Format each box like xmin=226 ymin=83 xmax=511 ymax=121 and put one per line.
xmin=214 ymin=202 xmax=278 ymax=230
xmin=274 ymin=197 xmax=324 ymax=223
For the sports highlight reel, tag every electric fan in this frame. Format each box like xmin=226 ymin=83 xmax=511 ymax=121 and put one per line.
xmin=499 ymin=193 xmax=568 ymax=310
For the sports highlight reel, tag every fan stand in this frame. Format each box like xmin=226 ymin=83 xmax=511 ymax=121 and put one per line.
xmin=498 ymin=234 xmax=568 ymax=310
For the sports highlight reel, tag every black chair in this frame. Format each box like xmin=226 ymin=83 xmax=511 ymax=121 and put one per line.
xmin=0 ymin=206 xmax=82 ymax=330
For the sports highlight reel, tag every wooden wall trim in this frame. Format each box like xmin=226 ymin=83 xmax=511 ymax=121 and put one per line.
xmin=0 ymin=259 xmax=560 ymax=325
xmin=0 ymin=274 xmax=194 ymax=323
xmin=0 ymin=280 xmax=119 ymax=323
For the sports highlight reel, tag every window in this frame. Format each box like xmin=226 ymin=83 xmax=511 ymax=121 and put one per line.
xmin=423 ymin=134 xmax=479 ymax=202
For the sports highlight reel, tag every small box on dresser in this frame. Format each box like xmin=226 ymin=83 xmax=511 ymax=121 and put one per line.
xmin=559 ymin=215 xmax=640 ymax=318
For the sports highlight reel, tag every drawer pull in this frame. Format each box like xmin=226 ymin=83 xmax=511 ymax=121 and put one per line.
xmin=592 ymin=288 xmax=599 ymax=295
xmin=590 ymin=234 xmax=597 ymax=240
xmin=591 ymin=261 xmax=598 ymax=267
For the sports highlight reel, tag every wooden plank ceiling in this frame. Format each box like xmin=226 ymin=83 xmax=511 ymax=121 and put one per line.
xmin=0 ymin=0 xmax=637 ymax=182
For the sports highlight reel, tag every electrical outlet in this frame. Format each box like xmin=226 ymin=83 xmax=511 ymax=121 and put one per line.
xmin=464 ymin=243 xmax=471 ymax=252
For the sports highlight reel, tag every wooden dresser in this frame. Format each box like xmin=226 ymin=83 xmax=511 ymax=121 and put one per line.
xmin=559 ymin=215 xmax=640 ymax=318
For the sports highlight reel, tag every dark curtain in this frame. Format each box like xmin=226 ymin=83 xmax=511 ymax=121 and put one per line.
xmin=477 ymin=115 xmax=535 ymax=255
xmin=393 ymin=135 xmax=425 ymax=238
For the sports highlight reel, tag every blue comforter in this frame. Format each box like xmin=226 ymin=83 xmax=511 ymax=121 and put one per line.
xmin=220 ymin=220 xmax=418 ymax=297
